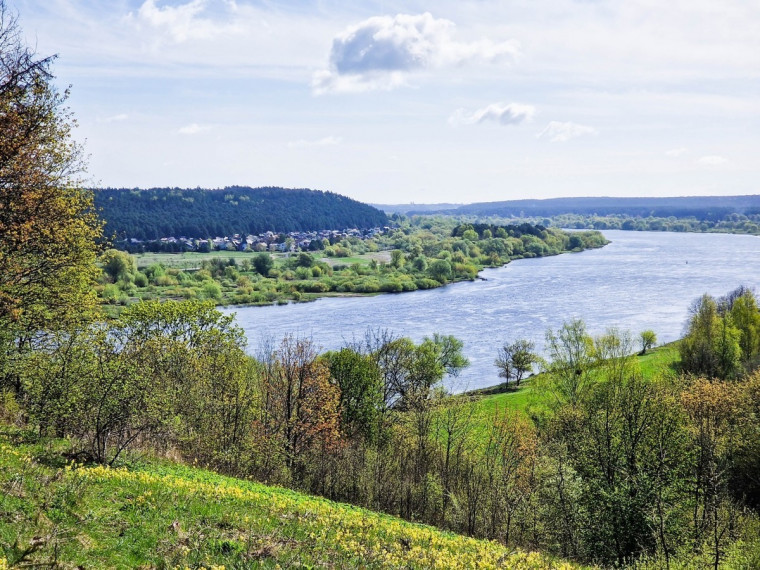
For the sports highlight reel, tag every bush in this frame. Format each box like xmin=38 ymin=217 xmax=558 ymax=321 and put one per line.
xmin=380 ymin=280 xmax=404 ymax=293
xmin=296 ymin=281 xmax=331 ymax=293
xmin=415 ymin=278 xmax=441 ymax=290
xmin=202 ymin=281 xmax=222 ymax=301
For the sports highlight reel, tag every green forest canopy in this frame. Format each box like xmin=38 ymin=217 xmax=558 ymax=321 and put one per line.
xmin=94 ymin=186 xmax=389 ymax=240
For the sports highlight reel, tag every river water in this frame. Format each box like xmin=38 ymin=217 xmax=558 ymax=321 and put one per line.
xmin=227 ymin=231 xmax=760 ymax=392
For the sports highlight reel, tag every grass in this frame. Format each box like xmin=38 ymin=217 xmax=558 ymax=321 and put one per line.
xmin=319 ymin=251 xmax=392 ymax=267
xmin=470 ymin=342 xmax=682 ymax=417
xmin=134 ymin=250 xmax=285 ymax=269
xmin=134 ymin=251 xmax=392 ymax=270
xmin=0 ymin=427 xmax=584 ymax=569
xmin=637 ymin=342 xmax=681 ymax=379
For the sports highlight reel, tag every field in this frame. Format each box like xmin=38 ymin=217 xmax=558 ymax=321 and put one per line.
xmin=319 ymin=250 xmax=392 ymax=266
xmin=134 ymin=250 xmax=393 ymax=270
xmin=134 ymin=250 xmax=284 ymax=270
xmin=0 ymin=428 xmax=582 ymax=569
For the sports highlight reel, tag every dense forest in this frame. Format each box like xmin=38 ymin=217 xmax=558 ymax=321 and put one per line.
xmin=94 ymin=186 xmax=389 ymax=240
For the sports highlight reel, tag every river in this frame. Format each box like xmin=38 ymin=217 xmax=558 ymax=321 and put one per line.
xmin=227 ymin=230 xmax=760 ymax=392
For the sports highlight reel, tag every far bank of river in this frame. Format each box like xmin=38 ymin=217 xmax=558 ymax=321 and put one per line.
xmin=226 ymin=230 xmax=760 ymax=392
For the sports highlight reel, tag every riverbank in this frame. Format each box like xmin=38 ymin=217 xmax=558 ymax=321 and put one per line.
xmin=227 ymin=231 xmax=760 ymax=392
xmin=96 ymin=222 xmax=608 ymax=312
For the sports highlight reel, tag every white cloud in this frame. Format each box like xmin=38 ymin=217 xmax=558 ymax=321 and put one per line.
xmin=99 ymin=113 xmax=129 ymax=123
xmin=313 ymin=12 xmax=519 ymax=94
xmin=312 ymin=69 xmax=408 ymax=94
xmin=698 ymin=155 xmax=729 ymax=166
xmin=287 ymin=136 xmax=343 ymax=148
xmin=449 ymin=103 xmax=535 ymax=126
xmin=537 ymin=121 xmax=598 ymax=143
xmin=129 ymin=0 xmax=242 ymax=44
xmin=666 ymin=147 xmax=688 ymax=157
xmin=178 ymin=123 xmax=211 ymax=135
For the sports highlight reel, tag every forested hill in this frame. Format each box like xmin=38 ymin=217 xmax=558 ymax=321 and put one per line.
xmin=94 ymin=186 xmax=389 ymax=240
xmin=386 ymin=195 xmax=760 ymax=219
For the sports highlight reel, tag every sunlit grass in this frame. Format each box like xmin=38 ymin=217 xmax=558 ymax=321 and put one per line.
xmin=471 ymin=342 xmax=681 ymax=416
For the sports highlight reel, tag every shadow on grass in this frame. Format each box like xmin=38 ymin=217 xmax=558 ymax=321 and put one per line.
xmin=465 ymin=377 xmax=532 ymax=397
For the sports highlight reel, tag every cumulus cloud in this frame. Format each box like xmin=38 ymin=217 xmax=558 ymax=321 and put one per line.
xmin=313 ymin=12 xmax=519 ymax=94
xmin=698 ymin=155 xmax=729 ymax=166
xmin=537 ymin=121 xmax=598 ymax=143
xmin=130 ymin=0 xmax=241 ymax=43
xmin=178 ymin=123 xmax=211 ymax=135
xmin=449 ymin=103 xmax=535 ymax=126
xmin=287 ymin=136 xmax=342 ymax=148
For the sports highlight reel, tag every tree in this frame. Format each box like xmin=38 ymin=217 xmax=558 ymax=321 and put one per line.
xmin=494 ymin=339 xmax=537 ymax=388
xmin=325 ymin=347 xmax=383 ymax=444
xmin=100 ymin=248 xmax=137 ymax=282
xmin=639 ymin=329 xmax=657 ymax=355
xmin=428 ymin=259 xmax=452 ymax=283
xmin=541 ymin=319 xmax=596 ymax=406
xmin=259 ymin=336 xmax=341 ymax=482
xmin=21 ymin=324 xmax=155 ymax=465
xmin=727 ymin=289 xmax=760 ymax=362
xmin=253 ymin=252 xmax=274 ymax=276
xmin=0 ymin=2 xmax=101 ymax=330
xmin=681 ymin=379 xmax=747 ymax=568
xmin=296 ymin=252 xmax=314 ymax=267
xmin=552 ymin=372 xmax=689 ymax=565
xmin=681 ymin=294 xmax=742 ymax=379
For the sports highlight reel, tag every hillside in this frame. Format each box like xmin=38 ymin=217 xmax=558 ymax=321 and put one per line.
xmin=0 ymin=429 xmax=580 ymax=569
xmin=467 ymin=342 xmax=682 ymax=419
xmin=94 ymin=186 xmax=389 ymax=240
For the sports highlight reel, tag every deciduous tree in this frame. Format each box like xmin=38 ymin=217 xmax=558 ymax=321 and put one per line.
xmin=494 ymin=339 xmax=537 ymax=388
xmin=639 ymin=329 xmax=657 ymax=355
xmin=0 ymin=2 xmax=101 ymax=330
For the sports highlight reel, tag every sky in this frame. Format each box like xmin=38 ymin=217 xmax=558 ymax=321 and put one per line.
xmin=12 ymin=0 xmax=760 ymax=204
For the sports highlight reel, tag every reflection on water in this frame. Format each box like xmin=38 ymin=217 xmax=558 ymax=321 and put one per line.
xmin=226 ymin=231 xmax=760 ymax=392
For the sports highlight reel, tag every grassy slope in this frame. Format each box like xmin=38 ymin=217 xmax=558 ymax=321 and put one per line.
xmin=471 ymin=343 xmax=681 ymax=418
xmin=0 ymin=430 xmax=583 ymax=569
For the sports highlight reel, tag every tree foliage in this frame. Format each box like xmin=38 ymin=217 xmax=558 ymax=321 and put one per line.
xmin=541 ymin=319 xmax=596 ymax=406
xmin=0 ymin=2 xmax=101 ymax=329
xmin=639 ymin=329 xmax=657 ymax=355
xmin=680 ymin=294 xmax=742 ymax=379
xmin=494 ymin=339 xmax=537 ymax=387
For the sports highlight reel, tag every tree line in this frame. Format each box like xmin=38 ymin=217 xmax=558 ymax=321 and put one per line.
xmin=424 ymin=195 xmax=760 ymax=222
xmin=542 ymin=212 xmax=760 ymax=235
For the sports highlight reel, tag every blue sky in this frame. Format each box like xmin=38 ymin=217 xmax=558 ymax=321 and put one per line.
xmin=13 ymin=0 xmax=760 ymax=204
